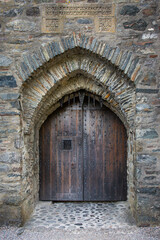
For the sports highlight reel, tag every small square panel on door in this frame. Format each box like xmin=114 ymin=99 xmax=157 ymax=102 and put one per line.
xmin=62 ymin=140 xmax=72 ymax=150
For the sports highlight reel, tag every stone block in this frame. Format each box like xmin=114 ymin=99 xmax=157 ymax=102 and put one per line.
xmin=136 ymin=209 xmax=159 ymax=226
xmin=154 ymin=201 xmax=160 ymax=210
xmin=0 ymin=193 xmax=5 ymax=204
xmin=121 ymin=51 xmax=132 ymax=71
xmin=111 ymin=47 xmax=120 ymax=64
xmin=0 ymin=93 xmax=19 ymax=100
xmin=11 ymin=101 xmax=21 ymax=110
xmin=136 ymin=88 xmax=158 ymax=94
xmin=142 ymin=8 xmax=156 ymax=16
xmin=26 ymin=7 xmax=40 ymax=16
xmin=32 ymin=53 xmax=43 ymax=67
xmin=131 ymin=64 xmax=141 ymax=82
xmin=152 ymin=149 xmax=160 ymax=153
xmin=0 ymin=152 xmax=21 ymax=164
xmin=142 ymin=72 xmax=157 ymax=86
xmin=0 ymin=55 xmax=12 ymax=67
xmin=3 ymin=8 xmax=23 ymax=17
xmin=120 ymin=5 xmax=140 ymax=16
xmin=123 ymin=19 xmax=147 ymax=31
xmin=20 ymin=62 xmax=30 ymax=77
xmin=142 ymin=33 xmax=158 ymax=40
xmin=137 ymin=154 xmax=157 ymax=165
xmin=144 ymin=176 xmax=156 ymax=181
xmin=4 ymin=195 xmax=22 ymax=206
xmin=138 ymin=187 xmax=158 ymax=195
xmin=14 ymin=136 xmax=23 ymax=149
xmin=0 ymin=205 xmax=22 ymax=225
xmin=6 ymin=20 xmax=36 ymax=32
xmin=77 ymin=18 xmax=93 ymax=24
xmin=149 ymin=55 xmax=158 ymax=58
xmin=136 ymin=128 xmax=158 ymax=139
xmin=0 ymin=76 xmax=17 ymax=88
xmin=0 ymin=165 xmax=9 ymax=173
xmin=128 ymin=57 xmax=139 ymax=78
xmin=119 ymin=50 xmax=128 ymax=68
xmin=136 ymin=103 xmax=151 ymax=112
xmin=23 ymin=55 xmax=35 ymax=72
xmin=145 ymin=170 xmax=159 ymax=175
xmin=88 ymin=0 xmax=98 ymax=2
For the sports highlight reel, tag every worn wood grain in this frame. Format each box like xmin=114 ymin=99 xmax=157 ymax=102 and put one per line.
xmin=39 ymin=94 xmax=127 ymax=201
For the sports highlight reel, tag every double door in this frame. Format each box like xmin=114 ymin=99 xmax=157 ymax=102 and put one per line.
xmin=39 ymin=94 xmax=127 ymax=201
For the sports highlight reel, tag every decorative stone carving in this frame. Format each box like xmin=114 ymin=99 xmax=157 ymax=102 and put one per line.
xmin=41 ymin=4 xmax=115 ymax=33
xmin=95 ymin=17 xmax=116 ymax=32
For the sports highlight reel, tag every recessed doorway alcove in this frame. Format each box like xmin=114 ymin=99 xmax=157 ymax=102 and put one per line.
xmin=19 ymin=35 xmax=138 ymax=225
xmin=21 ymin=75 xmax=135 ymax=223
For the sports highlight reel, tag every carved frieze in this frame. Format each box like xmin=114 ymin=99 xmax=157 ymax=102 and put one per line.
xmin=41 ymin=4 xmax=116 ymax=33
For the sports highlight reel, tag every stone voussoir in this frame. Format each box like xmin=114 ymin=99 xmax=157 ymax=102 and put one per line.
xmin=22 ymin=52 xmax=136 ymax=133
xmin=17 ymin=34 xmax=141 ymax=85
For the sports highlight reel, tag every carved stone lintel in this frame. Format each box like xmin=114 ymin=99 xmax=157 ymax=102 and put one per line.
xmin=41 ymin=4 xmax=115 ymax=33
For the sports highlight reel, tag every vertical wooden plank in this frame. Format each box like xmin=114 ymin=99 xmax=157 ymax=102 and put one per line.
xmin=83 ymin=98 xmax=127 ymax=201
xmin=40 ymin=99 xmax=83 ymax=201
xmin=51 ymin=113 xmax=57 ymax=198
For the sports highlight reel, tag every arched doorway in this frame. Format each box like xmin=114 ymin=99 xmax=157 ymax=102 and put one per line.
xmin=18 ymin=34 xmax=140 ymax=224
xmin=39 ymin=91 xmax=127 ymax=201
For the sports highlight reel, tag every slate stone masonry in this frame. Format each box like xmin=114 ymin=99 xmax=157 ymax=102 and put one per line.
xmin=0 ymin=0 xmax=159 ymax=227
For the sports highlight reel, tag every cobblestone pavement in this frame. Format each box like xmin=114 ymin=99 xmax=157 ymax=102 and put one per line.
xmin=24 ymin=201 xmax=135 ymax=229
xmin=0 ymin=202 xmax=160 ymax=240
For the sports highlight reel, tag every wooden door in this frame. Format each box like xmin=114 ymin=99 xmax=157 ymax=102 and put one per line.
xmin=39 ymin=93 xmax=127 ymax=201
xmin=39 ymin=101 xmax=83 ymax=201
xmin=83 ymin=100 xmax=127 ymax=201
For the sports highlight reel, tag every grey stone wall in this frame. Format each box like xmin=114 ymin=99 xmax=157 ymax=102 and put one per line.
xmin=0 ymin=0 xmax=159 ymax=226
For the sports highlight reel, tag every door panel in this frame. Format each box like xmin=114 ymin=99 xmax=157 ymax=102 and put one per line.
xmin=83 ymin=100 xmax=127 ymax=201
xmin=40 ymin=101 xmax=83 ymax=201
xmin=83 ymin=102 xmax=105 ymax=201
xmin=39 ymin=94 xmax=127 ymax=201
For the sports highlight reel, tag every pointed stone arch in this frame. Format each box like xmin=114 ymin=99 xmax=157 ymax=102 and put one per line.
xmin=17 ymin=33 xmax=141 ymax=84
xmin=21 ymin=46 xmax=137 ymax=133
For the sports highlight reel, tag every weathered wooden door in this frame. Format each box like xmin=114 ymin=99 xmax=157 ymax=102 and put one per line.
xmin=39 ymin=100 xmax=83 ymax=201
xmin=39 ymin=93 xmax=127 ymax=201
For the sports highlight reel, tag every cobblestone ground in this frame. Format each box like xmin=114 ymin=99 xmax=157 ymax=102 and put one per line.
xmin=25 ymin=201 xmax=135 ymax=229
xmin=0 ymin=202 xmax=160 ymax=240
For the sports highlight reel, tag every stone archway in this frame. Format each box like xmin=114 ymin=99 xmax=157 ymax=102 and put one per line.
xmin=18 ymin=34 xmax=139 ymax=223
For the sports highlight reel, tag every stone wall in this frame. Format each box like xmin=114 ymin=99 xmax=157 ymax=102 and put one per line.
xmin=0 ymin=0 xmax=159 ymax=226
